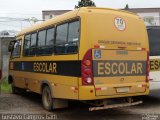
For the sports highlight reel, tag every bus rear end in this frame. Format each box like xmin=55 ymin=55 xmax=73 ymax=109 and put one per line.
xmin=93 ymin=49 xmax=148 ymax=96
xmin=78 ymin=8 xmax=149 ymax=102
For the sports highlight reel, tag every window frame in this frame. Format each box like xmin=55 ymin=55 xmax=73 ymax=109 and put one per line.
xmin=54 ymin=18 xmax=80 ymax=55
xmin=147 ymin=26 xmax=160 ymax=56
xmin=55 ymin=22 xmax=68 ymax=48
xmin=23 ymin=17 xmax=80 ymax=56
xmin=37 ymin=29 xmax=47 ymax=47
xmin=46 ymin=27 xmax=55 ymax=47
xmin=23 ymin=34 xmax=31 ymax=57
xmin=23 ymin=32 xmax=37 ymax=57
xmin=24 ymin=34 xmax=31 ymax=50
xmin=30 ymin=32 xmax=37 ymax=47
xmin=11 ymin=40 xmax=22 ymax=58
xmin=36 ymin=27 xmax=55 ymax=56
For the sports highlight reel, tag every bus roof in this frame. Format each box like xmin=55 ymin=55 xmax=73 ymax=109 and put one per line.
xmin=16 ymin=7 xmax=139 ymax=37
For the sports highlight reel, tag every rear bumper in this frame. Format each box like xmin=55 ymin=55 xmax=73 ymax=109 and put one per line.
xmin=78 ymin=83 xmax=149 ymax=100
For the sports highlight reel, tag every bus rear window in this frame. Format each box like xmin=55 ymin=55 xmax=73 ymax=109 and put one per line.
xmin=147 ymin=28 xmax=160 ymax=56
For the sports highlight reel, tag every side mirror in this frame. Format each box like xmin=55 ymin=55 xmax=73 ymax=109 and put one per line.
xmin=8 ymin=40 xmax=16 ymax=52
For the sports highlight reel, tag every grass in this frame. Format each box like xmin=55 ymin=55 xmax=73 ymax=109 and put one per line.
xmin=0 ymin=77 xmax=12 ymax=93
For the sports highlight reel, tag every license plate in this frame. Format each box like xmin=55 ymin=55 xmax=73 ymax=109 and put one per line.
xmin=116 ymin=87 xmax=129 ymax=93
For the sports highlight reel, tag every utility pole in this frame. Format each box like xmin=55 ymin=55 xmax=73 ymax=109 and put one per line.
xmin=0 ymin=37 xmax=2 ymax=94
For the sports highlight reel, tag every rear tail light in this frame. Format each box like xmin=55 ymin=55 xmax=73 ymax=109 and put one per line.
xmin=81 ymin=49 xmax=94 ymax=85
xmin=146 ymin=51 xmax=149 ymax=83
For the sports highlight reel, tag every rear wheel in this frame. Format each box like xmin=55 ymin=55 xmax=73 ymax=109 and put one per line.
xmin=42 ymin=86 xmax=53 ymax=111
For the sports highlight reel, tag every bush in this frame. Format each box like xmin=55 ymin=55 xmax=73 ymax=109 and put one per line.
xmin=0 ymin=76 xmax=12 ymax=93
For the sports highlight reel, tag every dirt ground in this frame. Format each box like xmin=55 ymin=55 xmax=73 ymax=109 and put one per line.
xmin=0 ymin=90 xmax=160 ymax=120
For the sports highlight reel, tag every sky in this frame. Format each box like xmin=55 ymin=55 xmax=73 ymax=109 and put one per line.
xmin=0 ymin=0 xmax=160 ymax=31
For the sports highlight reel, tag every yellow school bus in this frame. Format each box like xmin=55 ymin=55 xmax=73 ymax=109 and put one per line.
xmin=147 ymin=26 xmax=160 ymax=90
xmin=8 ymin=7 xmax=149 ymax=111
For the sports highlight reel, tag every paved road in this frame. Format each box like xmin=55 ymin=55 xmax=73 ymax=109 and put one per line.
xmin=0 ymin=90 xmax=160 ymax=120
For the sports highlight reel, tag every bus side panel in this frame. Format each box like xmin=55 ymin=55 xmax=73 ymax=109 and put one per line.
xmin=10 ymin=71 xmax=26 ymax=89
xmin=150 ymin=57 xmax=160 ymax=90
xmin=10 ymin=70 xmax=79 ymax=99
xmin=9 ymin=53 xmax=80 ymax=100
xmin=150 ymin=71 xmax=160 ymax=90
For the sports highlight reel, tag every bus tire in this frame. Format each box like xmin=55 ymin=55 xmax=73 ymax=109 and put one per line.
xmin=42 ymin=86 xmax=53 ymax=111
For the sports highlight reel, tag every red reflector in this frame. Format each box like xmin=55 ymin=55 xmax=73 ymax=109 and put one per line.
xmin=96 ymin=88 xmax=101 ymax=91
xmin=84 ymin=60 xmax=91 ymax=66
xmin=84 ymin=69 xmax=92 ymax=75
xmin=94 ymin=44 xmax=100 ymax=48
xmin=142 ymin=84 xmax=147 ymax=88
xmin=90 ymin=90 xmax=93 ymax=93
xmin=71 ymin=86 xmax=78 ymax=92
xmin=141 ymin=48 xmax=146 ymax=51
xmin=74 ymin=87 xmax=78 ymax=91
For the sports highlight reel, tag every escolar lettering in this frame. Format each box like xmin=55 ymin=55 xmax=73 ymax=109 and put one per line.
xmin=98 ymin=62 xmax=143 ymax=75
xmin=150 ymin=60 xmax=160 ymax=71
xmin=33 ymin=62 xmax=57 ymax=73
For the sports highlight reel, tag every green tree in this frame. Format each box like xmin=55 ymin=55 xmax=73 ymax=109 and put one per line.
xmin=124 ymin=4 xmax=129 ymax=10
xmin=75 ymin=0 xmax=96 ymax=8
xmin=30 ymin=17 xmax=38 ymax=23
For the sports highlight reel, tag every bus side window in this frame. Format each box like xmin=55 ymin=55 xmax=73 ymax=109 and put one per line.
xmin=55 ymin=23 xmax=68 ymax=54
xmin=67 ymin=21 xmax=79 ymax=53
xmin=24 ymin=34 xmax=31 ymax=56
xmin=37 ymin=28 xmax=54 ymax=55
xmin=46 ymin=28 xmax=54 ymax=54
xmin=55 ymin=20 xmax=79 ymax=54
xmin=11 ymin=40 xmax=21 ymax=58
xmin=148 ymin=28 xmax=160 ymax=56
xmin=29 ymin=33 xmax=37 ymax=56
xmin=37 ymin=30 xmax=46 ymax=55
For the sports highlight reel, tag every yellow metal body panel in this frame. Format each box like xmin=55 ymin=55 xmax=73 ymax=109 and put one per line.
xmin=77 ymin=8 xmax=149 ymax=60
xmin=78 ymin=85 xmax=149 ymax=100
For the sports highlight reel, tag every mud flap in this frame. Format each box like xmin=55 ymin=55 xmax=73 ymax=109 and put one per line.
xmin=52 ymin=99 xmax=68 ymax=109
